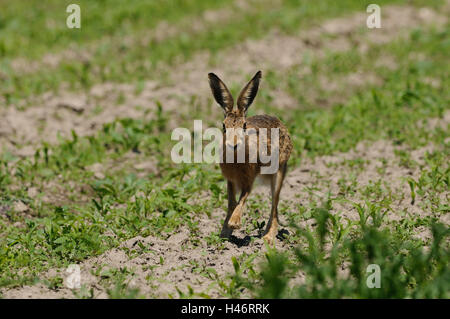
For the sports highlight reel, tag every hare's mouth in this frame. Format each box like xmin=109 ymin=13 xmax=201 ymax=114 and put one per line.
xmin=225 ymin=141 xmax=241 ymax=151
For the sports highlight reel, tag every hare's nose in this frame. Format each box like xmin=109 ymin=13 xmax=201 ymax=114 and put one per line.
xmin=225 ymin=141 xmax=236 ymax=149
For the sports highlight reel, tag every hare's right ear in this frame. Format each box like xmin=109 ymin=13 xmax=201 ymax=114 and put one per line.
xmin=237 ymin=71 xmax=261 ymax=114
xmin=208 ymin=73 xmax=234 ymax=114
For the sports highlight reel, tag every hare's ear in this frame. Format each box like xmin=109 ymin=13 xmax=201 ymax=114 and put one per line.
xmin=208 ymin=73 xmax=234 ymax=114
xmin=237 ymin=71 xmax=262 ymax=114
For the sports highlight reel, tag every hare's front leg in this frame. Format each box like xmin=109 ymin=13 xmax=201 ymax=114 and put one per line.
xmin=220 ymin=181 xmax=237 ymax=238
xmin=228 ymin=188 xmax=251 ymax=230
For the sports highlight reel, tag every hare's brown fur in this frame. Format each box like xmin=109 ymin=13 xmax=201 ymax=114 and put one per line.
xmin=208 ymin=71 xmax=293 ymax=244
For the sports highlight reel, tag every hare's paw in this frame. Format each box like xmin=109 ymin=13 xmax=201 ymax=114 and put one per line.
xmin=262 ymin=233 xmax=275 ymax=245
xmin=228 ymin=215 xmax=241 ymax=229
xmin=228 ymin=218 xmax=241 ymax=229
xmin=228 ymin=206 xmax=242 ymax=229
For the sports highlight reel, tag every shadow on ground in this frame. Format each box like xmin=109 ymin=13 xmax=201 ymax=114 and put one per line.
xmin=228 ymin=228 xmax=290 ymax=247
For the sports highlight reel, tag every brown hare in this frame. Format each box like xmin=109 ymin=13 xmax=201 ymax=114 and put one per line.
xmin=208 ymin=71 xmax=293 ymax=244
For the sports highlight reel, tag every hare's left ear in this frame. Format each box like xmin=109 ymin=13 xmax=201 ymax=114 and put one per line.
xmin=208 ymin=73 xmax=234 ymax=114
xmin=237 ymin=71 xmax=262 ymax=114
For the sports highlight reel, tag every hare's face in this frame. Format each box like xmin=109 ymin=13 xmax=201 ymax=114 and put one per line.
xmin=223 ymin=111 xmax=247 ymax=149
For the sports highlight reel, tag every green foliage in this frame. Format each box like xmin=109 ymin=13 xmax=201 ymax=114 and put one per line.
xmin=236 ymin=210 xmax=449 ymax=298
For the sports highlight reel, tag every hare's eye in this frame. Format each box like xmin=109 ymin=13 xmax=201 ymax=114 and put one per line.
xmin=243 ymin=122 xmax=247 ymax=131
xmin=222 ymin=123 xmax=226 ymax=133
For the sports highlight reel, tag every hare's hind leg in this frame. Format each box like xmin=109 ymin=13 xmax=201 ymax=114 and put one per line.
xmin=263 ymin=162 xmax=287 ymax=244
xmin=220 ymin=181 xmax=237 ymax=238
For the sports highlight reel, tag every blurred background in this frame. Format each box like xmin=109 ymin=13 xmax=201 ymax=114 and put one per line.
xmin=0 ymin=0 xmax=448 ymax=151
